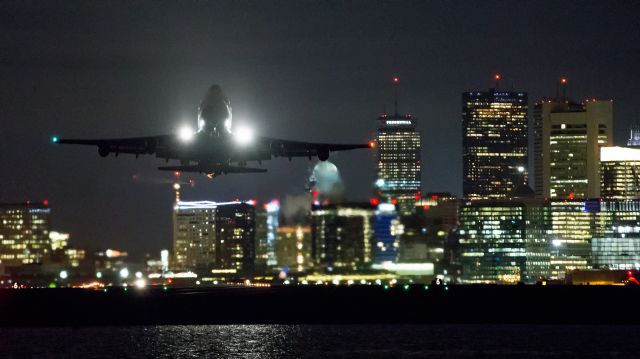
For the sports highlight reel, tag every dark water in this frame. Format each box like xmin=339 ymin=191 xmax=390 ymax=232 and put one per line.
xmin=1 ymin=325 xmax=638 ymax=358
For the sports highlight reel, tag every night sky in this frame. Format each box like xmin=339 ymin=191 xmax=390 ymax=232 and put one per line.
xmin=1 ymin=1 xmax=639 ymax=258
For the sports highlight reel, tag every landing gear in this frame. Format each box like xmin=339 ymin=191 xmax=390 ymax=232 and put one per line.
xmin=317 ymin=147 xmax=330 ymax=161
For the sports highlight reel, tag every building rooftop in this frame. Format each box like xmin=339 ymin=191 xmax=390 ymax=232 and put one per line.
xmin=601 ymin=147 xmax=640 ymax=162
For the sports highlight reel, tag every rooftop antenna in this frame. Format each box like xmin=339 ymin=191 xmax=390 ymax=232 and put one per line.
xmin=392 ymin=76 xmax=400 ymax=116
xmin=494 ymin=73 xmax=500 ymax=89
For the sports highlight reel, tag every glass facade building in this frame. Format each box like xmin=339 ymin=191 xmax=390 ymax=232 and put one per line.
xmin=0 ymin=202 xmax=51 ymax=268
xmin=376 ymin=114 xmax=421 ymax=215
xmin=592 ymin=200 xmax=640 ymax=270
xmin=459 ymin=197 xmax=550 ymax=284
xmin=548 ymin=200 xmax=598 ymax=279
xmin=600 ymin=147 xmax=640 ymax=200
xmin=373 ymin=203 xmax=401 ymax=264
xmin=462 ymin=90 xmax=528 ymax=200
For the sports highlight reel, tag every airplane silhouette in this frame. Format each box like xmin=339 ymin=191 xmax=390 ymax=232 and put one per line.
xmin=53 ymin=85 xmax=373 ymax=178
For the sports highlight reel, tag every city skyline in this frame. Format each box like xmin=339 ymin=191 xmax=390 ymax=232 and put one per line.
xmin=2 ymin=1 xmax=639 ymax=257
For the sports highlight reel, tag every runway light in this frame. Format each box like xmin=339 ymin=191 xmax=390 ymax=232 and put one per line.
xmin=134 ymin=279 xmax=146 ymax=289
xmin=234 ymin=126 xmax=254 ymax=145
xmin=178 ymin=126 xmax=195 ymax=142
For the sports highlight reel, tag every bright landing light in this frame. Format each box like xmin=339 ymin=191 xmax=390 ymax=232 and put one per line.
xmin=234 ymin=126 xmax=254 ymax=145
xmin=178 ymin=126 xmax=195 ymax=142
xmin=135 ymin=279 xmax=146 ymax=289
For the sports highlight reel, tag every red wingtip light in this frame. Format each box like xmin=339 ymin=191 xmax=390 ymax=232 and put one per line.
xmin=369 ymin=140 xmax=376 ymax=148
xmin=392 ymin=77 xmax=399 ymax=84
xmin=561 ymin=78 xmax=567 ymax=84
xmin=495 ymin=74 xmax=500 ymax=80
xmin=43 ymin=200 xmax=49 ymax=206
xmin=173 ymin=171 xmax=180 ymax=177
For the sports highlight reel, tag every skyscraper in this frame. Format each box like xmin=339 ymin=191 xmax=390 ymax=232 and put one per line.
xmin=533 ymin=84 xmax=613 ymax=199
xmin=0 ymin=202 xmax=51 ymax=269
xmin=376 ymin=77 xmax=421 ymax=216
xmin=462 ymin=80 xmax=528 ymax=200
xmin=254 ymin=200 xmax=279 ymax=273
xmin=172 ymin=201 xmax=255 ymax=276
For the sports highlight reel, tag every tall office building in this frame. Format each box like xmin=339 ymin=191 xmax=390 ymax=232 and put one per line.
xmin=376 ymin=78 xmax=421 ymax=215
xmin=458 ymin=188 xmax=550 ymax=284
xmin=254 ymin=200 xmax=279 ymax=273
xmin=0 ymin=202 xmax=51 ymax=269
xmin=462 ymin=84 xmax=528 ymax=200
xmin=533 ymin=87 xmax=613 ymax=199
xmin=600 ymin=147 xmax=640 ymax=200
xmin=173 ymin=201 xmax=255 ymax=276
xmin=311 ymin=202 xmax=375 ymax=271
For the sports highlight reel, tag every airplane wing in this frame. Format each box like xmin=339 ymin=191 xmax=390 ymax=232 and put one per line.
xmin=53 ymin=135 xmax=173 ymax=157
xmin=158 ymin=163 xmax=267 ymax=175
xmin=265 ymin=137 xmax=373 ymax=161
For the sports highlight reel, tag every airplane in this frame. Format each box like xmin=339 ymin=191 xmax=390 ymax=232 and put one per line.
xmin=53 ymin=85 xmax=373 ymax=178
